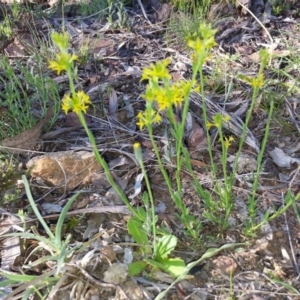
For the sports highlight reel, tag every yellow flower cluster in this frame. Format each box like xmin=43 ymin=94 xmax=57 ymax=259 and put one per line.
xmin=142 ymin=80 xmax=199 ymax=112
xmin=250 ymin=74 xmax=264 ymax=89
xmin=48 ymin=52 xmax=78 ymax=75
xmin=136 ymin=23 xmax=217 ymax=132
xmin=141 ymin=59 xmax=171 ymax=83
xmin=222 ymin=136 xmax=235 ymax=149
xmin=206 ymin=113 xmax=231 ymax=130
xmin=62 ymin=91 xmax=92 ymax=114
xmin=186 ymin=23 xmax=217 ymax=56
xmin=137 ymin=58 xmax=199 ymax=130
xmin=48 ymin=32 xmax=78 ymax=75
xmin=136 ymin=109 xmax=162 ymax=130
xmin=48 ymin=31 xmax=92 ymax=115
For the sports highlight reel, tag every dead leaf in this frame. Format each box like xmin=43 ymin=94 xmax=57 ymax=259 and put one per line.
xmin=0 ymin=107 xmax=53 ymax=154
xmin=269 ymin=147 xmax=300 ymax=168
xmin=186 ymin=114 xmax=207 ymax=149
xmin=65 ymin=112 xmax=92 ymax=127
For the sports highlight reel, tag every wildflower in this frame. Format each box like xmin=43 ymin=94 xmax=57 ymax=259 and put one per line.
xmin=155 ymin=87 xmax=171 ymax=111
xmin=136 ymin=110 xmax=162 ymax=130
xmin=142 ymin=86 xmax=156 ymax=103
xmin=187 ymin=37 xmax=203 ymax=54
xmin=223 ymin=115 xmax=231 ymax=122
xmin=213 ymin=113 xmax=224 ymax=129
xmin=259 ymin=48 xmax=269 ymax=68
xmin=206 ymin=114 xmax=231 ymax=130
xmin=51 ymin=31 xmax=69 ymax=52
xmin=141 ymin=59 xmax=171 ymax=83
xmin=206 ymin=121 xmax=214 ymax=130
xmin=133 ymin=142 xmax=140 ymax=150
xmin=133 ymin=142 xmax=142 ymax=162
xmin=187 ymin=23 xmax=217 ymax=55
xmin=250 ymin=74 xmax=264 ymax=89
xmin=61 ymin=91 xmax=92 ymax=115
xmin=199 ymin=23 xmax=217 ymax=47
xmin=49 ymin=53 xmax=78 ymax=74
xmin=223 ymin=136 xmax=235 ymax=149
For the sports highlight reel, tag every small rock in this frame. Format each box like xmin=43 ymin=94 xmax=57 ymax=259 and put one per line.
xmin=235 ymin=153 xmax=257 ymax=174
xmin=27 ymin=151 xmax=102 ymax=192
xmin=118 ymin=280 xmax=146 ymax=300
xmin=103 ymin=263 xmax=128 ymax=284
xmin=211 ymin=256 xmax=237 ymax=275
xmin=101 ymin=245 xmax=117 ymax=262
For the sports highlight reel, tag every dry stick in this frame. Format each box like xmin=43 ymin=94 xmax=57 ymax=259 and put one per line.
xmin=136 ymin=0 xmax=153 ymax=26
xmin=67 ymin=264 xmax=130 ymax=300
xmin=0 ymin=206 xmax=131 ymax=228
xmin=286 ymin=168 xmax=300 ymax=276
xmin=283 ymin=196 xmax=300 ymax=276
xmin=285 ymin=100 xmax=300 ymax=134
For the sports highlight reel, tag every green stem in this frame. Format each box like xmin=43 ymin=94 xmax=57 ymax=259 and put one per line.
xmin=138 ymin=157 xmax=157 ymax=255
xmin=77 ymin=112 xmax=138 ymax=218
xmin=147 ymin=126 xmax=174 ymax=199
xmin=249 ymin=99 xmax=274 ymax=225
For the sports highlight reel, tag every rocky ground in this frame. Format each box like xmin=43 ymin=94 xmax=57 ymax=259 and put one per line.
xmin=1 ymin=0 xmax=300 ymax=299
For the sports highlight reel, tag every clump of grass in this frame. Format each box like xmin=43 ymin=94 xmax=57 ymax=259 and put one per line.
xmin=0 ymin=175 xmax=82 ymax=299
xmin=0 ymin=55 xmax=60 ymax=140
xmin=170 ymin=0 xmax=214 ymax=16
xmin=0 ymin=155 xmax=22 ymax=194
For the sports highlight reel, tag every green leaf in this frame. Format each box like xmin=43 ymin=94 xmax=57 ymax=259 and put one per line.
xmin=155 ymin=235 xmax=177 ymax=260
xmin=128 ymin=260 xmax=147 ymax=276
xmin=136 ymin=206 xmax=146 ymax=220
xmin=22 ymin=175 xmax=54 ymax=240
xmin=141 ymin=191 xmax=149 ymax=206
xmin=0 ymin=270 xmax=36 ymax=282
xmin=0 ymin=279 xmax=17 ymax=287
xmin=127 ymin=217 xmax=149 ymax=245
xmin=2 ymin=232 xmax=56 ymax=252
xmin=146 ymin=258 xmax=165 ymax=270
xmin=55 ymin=191 xmax=80 ymax=247
xmin=155 ymin=242 xmax=248 ymax=300
xmin=160 ymin=258 xmax=186 ymax=277
xmin=146 ymin=257 xmax=186 ymax=277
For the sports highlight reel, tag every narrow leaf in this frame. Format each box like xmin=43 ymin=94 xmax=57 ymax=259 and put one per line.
xmin=128 ymin=261 xmax=147 ymax=276
xmin=127 ymin=218 xmax=149 ymax=245
xmin=156 ymin=235 xmax=177 ymax=260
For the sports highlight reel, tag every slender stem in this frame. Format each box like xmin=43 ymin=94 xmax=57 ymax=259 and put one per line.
xmin=77 ymin=112 xmax=138 ymax=218
xmin=249 ymin=99 xmax=274 ymax=224
xmin=139 ymin=157 xmax=157 ymax=255
xmin=148 ymin=126 xmax=174 ymax=199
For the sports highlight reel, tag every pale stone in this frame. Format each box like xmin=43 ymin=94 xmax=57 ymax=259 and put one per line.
xmin=27 ymin=151 xmax=102 ymax=192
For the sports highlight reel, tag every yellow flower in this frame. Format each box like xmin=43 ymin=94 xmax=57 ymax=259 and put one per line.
xmin=49 ymin=53 xmax=78 ymax=74
xmin=141 ymin=59 xmax=171 ymax=83
xmin=133 ymin=142 xmax=142 ymax=162
xmin=142 ymin=86 xmax=156 ymax=103
xmin=136 ymin=111 xmax=145 ymax=129
xmin=61 ymin=91 xmax=92 ymax=115
xmin=51 ymin=31 xmax=70 ymax=52
xmin=187 ymin=37 xmax=203 ymax=54
xmin=206 ymin=121 xmax=214 ymax=130
xmin=212 ymin=113 xmax=223 ymax=129
xmin=61 ymin=94 xmax=73 ymax=114
xmin=223 ymin=136 xmax=235 ymax=149
xmin=250 ymin=74 xmax=264 ymax=89
xmin=136 ymin=109 xmax=162 ymax=130
xmin=156 ymin=87 xmax=171 ymax=111
xmin=133 ymin=142 xmax=140 ymax=149
xmin=200 ymin=23 xmax=217 ymax=41
xmin=223 ymin=115 xmax=231 ymax=122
